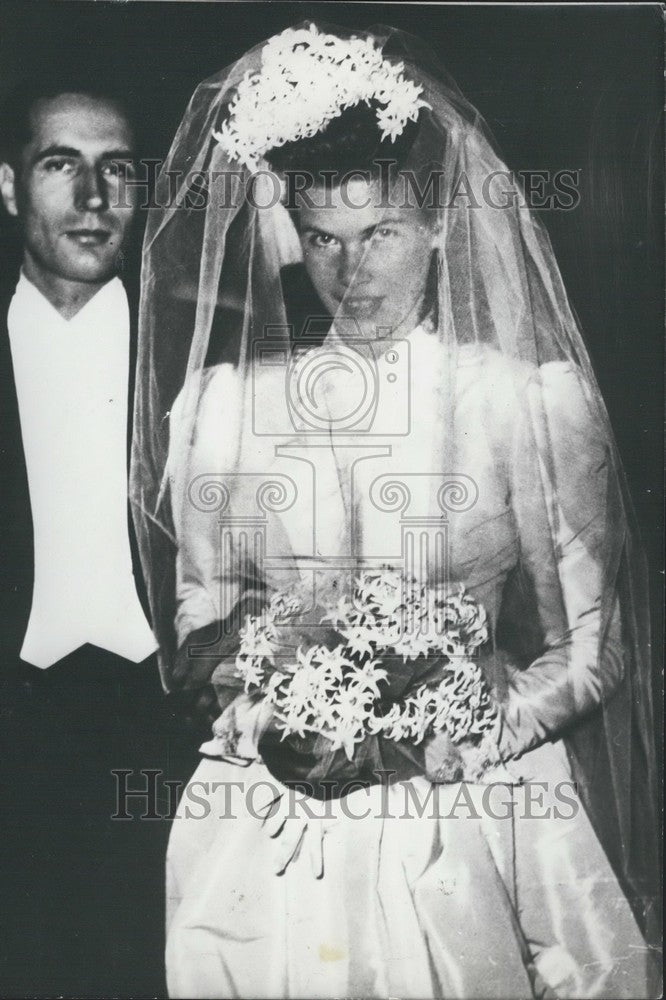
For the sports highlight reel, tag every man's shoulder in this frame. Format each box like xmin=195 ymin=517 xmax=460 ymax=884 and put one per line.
xmin=120 ymin=268 xmax=140 ymax=314
xmin=0 ymin=230 xmax=22 ymax=312
xmin=0 ymin=266 xmax=20 ymax=392
xmin=0 ymin=265 xmax=20 ymax=323
xmin=116 ymin=239 xmax=141 ymax=315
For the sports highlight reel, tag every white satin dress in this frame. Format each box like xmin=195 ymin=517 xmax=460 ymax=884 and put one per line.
xmin=164 ymin=327 xmax=651 ymax=999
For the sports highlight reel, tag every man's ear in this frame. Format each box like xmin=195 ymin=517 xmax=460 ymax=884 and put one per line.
xmin=0 ymin=162 xmax=19 ymax=217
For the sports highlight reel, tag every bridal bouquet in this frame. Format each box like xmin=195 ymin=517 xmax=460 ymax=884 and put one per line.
xmin=210 ymin=570 xmax=500 ymax=794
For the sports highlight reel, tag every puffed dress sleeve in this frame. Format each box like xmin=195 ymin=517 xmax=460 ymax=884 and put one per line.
xmin=166 ymin=366 xmax=265 ymax=691
xmin=495 ymin=360 xmax=625 ymax=761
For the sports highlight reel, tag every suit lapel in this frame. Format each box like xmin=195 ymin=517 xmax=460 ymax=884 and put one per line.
xmin=121 ymin=270 xmax=152 ymax=617
xmin=1 ymin=270 xmax=32 ymax=552
xmin=0 ymin=271 xmax=35 ymax=661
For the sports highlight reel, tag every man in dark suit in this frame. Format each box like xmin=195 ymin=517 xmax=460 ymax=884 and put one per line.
xmin=0 ymin=70 xmax=194 ymax=998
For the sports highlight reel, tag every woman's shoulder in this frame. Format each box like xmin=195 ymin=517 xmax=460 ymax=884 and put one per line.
xmin=454 ymin=343 xmax=535 ymax=413
xmin=452 ymin=344 xmax=605 ymax=439
xmin=408 ymin=330 xmax=534 ymax=384
xmin=170 ymin=363 xmax=233 ymax=416
xmin=168 ymin=364 xmax=245 ymax=465
xmin=169 ymin=359 xmax=289 ymax=444
xmin=520 ymin=357 xmax=607 ymax=444
xmin=528 ymin=358 xmax=599 ymax=415
xmin=456 ymin=343 xmax=593 ymax=403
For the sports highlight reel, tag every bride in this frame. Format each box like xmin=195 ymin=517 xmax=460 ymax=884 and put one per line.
xmin=131 ymin=22 xmax=659 ymax=1000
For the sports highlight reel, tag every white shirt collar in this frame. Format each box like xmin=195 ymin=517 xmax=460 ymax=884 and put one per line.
xmin=12 ymin=271 xmax=125 ymax=330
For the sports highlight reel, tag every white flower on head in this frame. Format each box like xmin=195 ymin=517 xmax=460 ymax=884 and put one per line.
xmin=212 ymin=24 xmax=431 ymax=170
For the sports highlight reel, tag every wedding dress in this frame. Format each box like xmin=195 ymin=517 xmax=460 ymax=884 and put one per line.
xmin=163 ymin=326 xmax=650 ymax=1000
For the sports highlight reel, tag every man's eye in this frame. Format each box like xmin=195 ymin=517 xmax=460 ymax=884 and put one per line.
xmin=43 ymin=158 xmax=75 ymax=173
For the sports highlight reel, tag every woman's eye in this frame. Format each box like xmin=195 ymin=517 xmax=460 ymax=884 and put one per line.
xmin=101 ymin=160 xmax=135 ymax=180
xmin=308 ymin=233 xmax=338 ymax=249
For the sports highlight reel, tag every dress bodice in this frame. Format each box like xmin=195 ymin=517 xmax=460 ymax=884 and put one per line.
xmin=169 ymin=325 xmax=622 ymax=762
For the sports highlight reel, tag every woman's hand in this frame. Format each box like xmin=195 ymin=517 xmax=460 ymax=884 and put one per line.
xmin=424 ymin=731 xmax=465 ymax=783
xmin=425 ymin=717 xmax=518 ymax=785
xmin=212 ymin=691 xmax=273 ymax=759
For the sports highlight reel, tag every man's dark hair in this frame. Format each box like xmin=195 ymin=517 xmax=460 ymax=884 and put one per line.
xmin=0 ymin=64 xmax=134 ymax=168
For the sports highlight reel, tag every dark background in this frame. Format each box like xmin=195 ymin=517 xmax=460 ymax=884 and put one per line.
xmin=2 ymin=0 xmax=663 ymax=701
xmin=0 ymin=1 xmax=663 ymax=993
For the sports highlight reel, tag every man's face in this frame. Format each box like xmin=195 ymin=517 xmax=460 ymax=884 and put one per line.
xmin=297 ymin=177 xmax=437 ymax=340
xmin=2 ymin=92 xmax=136 ymax=287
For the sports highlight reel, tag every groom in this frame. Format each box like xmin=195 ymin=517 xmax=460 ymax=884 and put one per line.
xmin=0 ymin=70 xmax=178 ymax=996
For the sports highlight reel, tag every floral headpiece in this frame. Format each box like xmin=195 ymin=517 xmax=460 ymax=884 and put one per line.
xmin=213 ymin=24 xmax=431 ymax=171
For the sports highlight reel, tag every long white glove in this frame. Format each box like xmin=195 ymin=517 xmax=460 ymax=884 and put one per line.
xmin=199 ymin=691 xmax=272 ymax=759
xmin=253 ymin=781 xmax=339 ymax=878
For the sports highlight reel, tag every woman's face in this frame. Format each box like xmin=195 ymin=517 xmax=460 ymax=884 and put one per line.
xmin=297 ymin=177 xmax=437 ymax=340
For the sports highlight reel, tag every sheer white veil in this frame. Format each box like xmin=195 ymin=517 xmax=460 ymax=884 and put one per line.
xmin=131 ymin=20 xmax=659 ymax=947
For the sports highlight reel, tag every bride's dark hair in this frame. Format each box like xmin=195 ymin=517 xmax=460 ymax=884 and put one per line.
xmin=266 ymin=100 xmax=424 ymax=186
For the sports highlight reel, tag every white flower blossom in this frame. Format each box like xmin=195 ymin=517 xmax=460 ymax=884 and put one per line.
xmin=234 ymin=568 xmax=497 ymax=757
xmin=212 ymin=26 xmax=431 ymax=170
